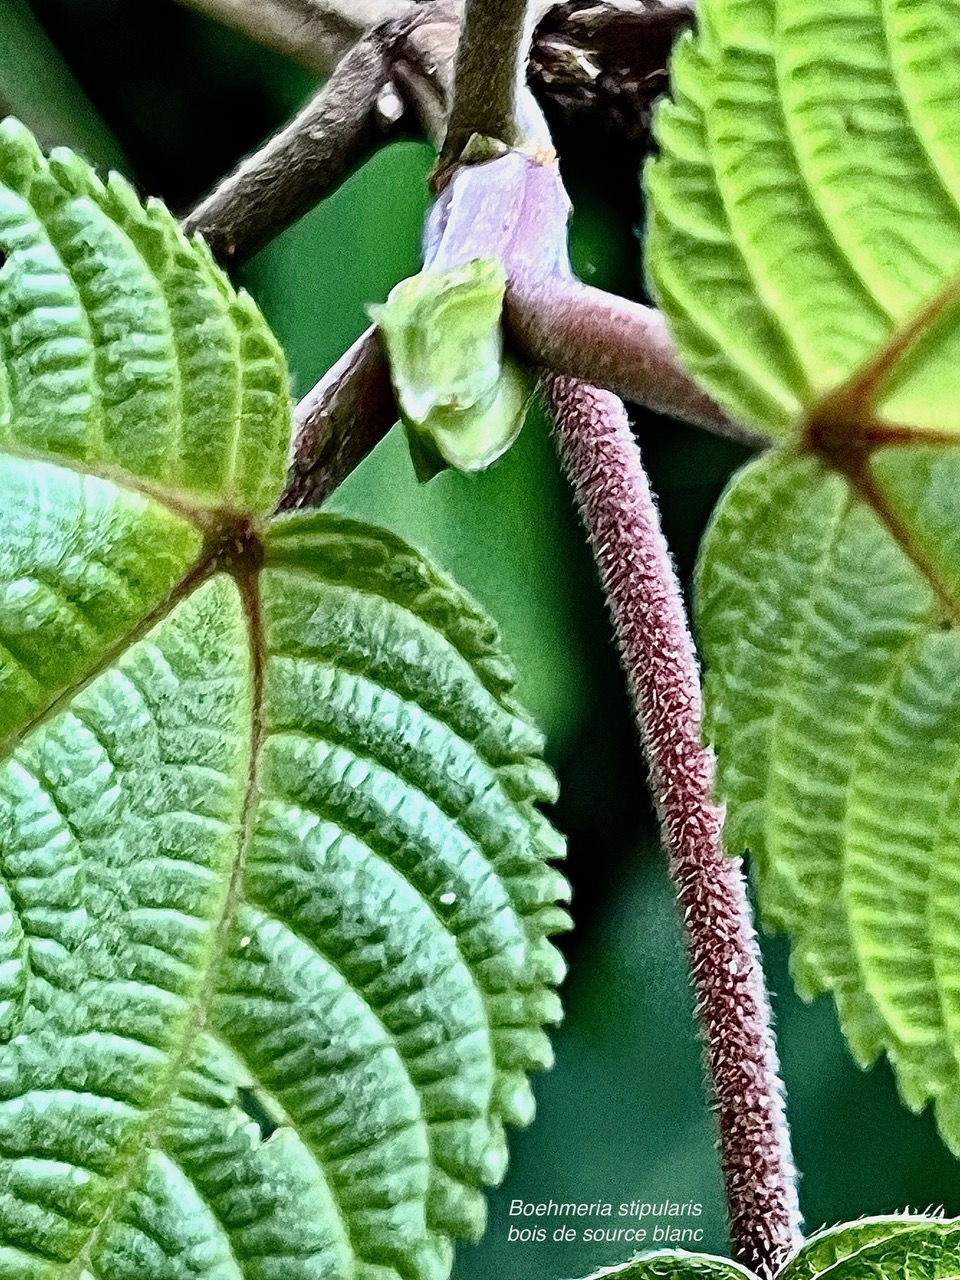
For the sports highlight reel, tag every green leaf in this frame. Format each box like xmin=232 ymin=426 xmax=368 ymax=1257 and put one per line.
xmin=0 ymin=121 xmax=568 ymax=1276
xmin=779 ymin=1217 xmax=960 ymax=1280
xmin=573 ymin=1252 xmax=757 ymax=1280
xmin=646 ymin=0 xmax=960 ymax=1144
xmin=566 ymin=1219 xmax=960 ymax=1280
xmin=0 ymin=116 xmax=289 ymax=514
xmin=645 ymin=0 xmax=960 ymax=438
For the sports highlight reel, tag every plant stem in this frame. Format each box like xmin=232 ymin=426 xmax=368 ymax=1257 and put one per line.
xmin=181 ymin=6 xmax=698 ymax=269
xmin=441 ymin=0 xmax=538 ymax=163
xmin=177 ymin=0 xmax=695 ymax=155
xmin=545 ymin=374 xmax=802 ymax=1279
xmin=182 ymin=39 xmax=798 ymax=1265
xmin=532 ymin=0 xmax=694 ymax=145
xmin=175 ymin=0 xmax=410 ymax=78
xmin=278 ymin=326 xmax=398 ymax=511
xmin=509 ymin=274 xmax=763 ymax=446
xmin=183 ymin=33 xmax=398 ymax=263
xmin=422 ymin=151 xmax=757 ymax=446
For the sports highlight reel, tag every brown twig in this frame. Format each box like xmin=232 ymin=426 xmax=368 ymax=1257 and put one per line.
xmin=278 ymin=326 xmax=398 ymax=511
xmin=440 ymin=0 xmax=538 ymax=163
xmin=175 ymin=0 xmax=412 ymax=78
xmin=180 ymin=0 xmax=697 ymax=267
xmin=532 ymin=0 xmax=694 ymax=144
xmin=546 ymin=374 xmax=801 ymax=1278
xmin=183 ymin=31 xmax=399 ymax=263
xmin=174 ymin=0 xmax=696 ymax=166
xmin=388 ymin=0 xmax=461 ymax=146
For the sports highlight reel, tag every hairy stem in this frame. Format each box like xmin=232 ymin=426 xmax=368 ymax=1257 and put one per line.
xmin=441 ymin=0 xmax=538 ymax=163
xmin=510 ymin=274 xmax=762 ymax=446
xmin=546 ymin=374 xmax=801 ymax=1278
xmin=183 ymin=33 xmax=398 ymax=263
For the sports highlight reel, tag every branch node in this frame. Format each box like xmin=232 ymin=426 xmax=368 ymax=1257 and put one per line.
xmin=440 ymin=0 xmax=543 ymax=165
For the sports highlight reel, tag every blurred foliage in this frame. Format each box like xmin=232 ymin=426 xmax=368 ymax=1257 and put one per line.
xmin=13 ymin=2 xmax=960 ymax=1276
xmin=0 ymin=0 xmax=125 ymax=167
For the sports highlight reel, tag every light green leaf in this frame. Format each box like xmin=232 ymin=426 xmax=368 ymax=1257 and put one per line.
xmin=566 ymin=1219 xmax=960 ymax=1280
xmin=646 ymin=0 xmax=960 ymax=1145
xmin=370 ymin=259 xmax=534 ymax=478
xmin=645 ymin=0 xmax=960 ymax=439
xmin=779 ymin=1216 xmax=959 ymax=1280
xmin=782 ymin=1218 xmax=960 ymax=1280
xmin=0 ymin=122 xmax=568 ymax=1276
xmin=572 ymin=1251 xmax=756 ymax=1280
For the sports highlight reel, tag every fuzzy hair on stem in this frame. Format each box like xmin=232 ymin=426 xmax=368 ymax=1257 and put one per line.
xmin=546 ymin=374 xmax=802 ymax=1279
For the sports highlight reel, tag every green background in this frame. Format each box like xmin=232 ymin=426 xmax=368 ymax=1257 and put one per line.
xmin=4 ymin=2 xmax=958 ymax=1275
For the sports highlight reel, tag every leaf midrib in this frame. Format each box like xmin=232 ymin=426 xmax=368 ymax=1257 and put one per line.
xmin=0 ymin=445 xmax=277 ymax=763
xmin=0 ymin=440 xmax=227 ymax=760
xmin=0 ymin=492 xmax=272 ymax=1271
xmin=61 ymin=563 xmax=268 ymax=1279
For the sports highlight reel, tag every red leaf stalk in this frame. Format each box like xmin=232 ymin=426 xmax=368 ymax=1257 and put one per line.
xmin=546 ymin=375 xmax=801 ymax=1278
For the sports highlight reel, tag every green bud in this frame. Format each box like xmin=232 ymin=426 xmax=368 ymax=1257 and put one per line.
xmin=369 ymin=258 xmax=534 ymax=479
